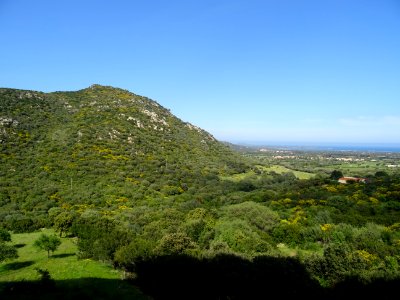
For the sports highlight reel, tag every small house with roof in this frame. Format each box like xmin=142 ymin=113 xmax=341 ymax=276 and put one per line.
xmin=338 ymin=177 xmax=367 ymax=184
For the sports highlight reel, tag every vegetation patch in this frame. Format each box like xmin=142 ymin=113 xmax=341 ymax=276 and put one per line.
xmin=220 ymin=164 xmax=315 ymax=181
xmin=0 ymin=229 xmax=148 ymax=299
xmin=261 ymin=165 xmax=315 ymax=179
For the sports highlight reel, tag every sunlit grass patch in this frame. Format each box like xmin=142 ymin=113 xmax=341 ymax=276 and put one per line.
xmin=0 ymin=229 xmax=149 ymax=299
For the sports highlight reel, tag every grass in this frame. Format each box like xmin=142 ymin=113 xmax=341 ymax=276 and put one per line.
xmin=0 ymin=229 xmax=149 ymax=299
xmin=220 ymin=165 xmax=315 ymax=181
xmin=262 ymin=165 xmax=315 ymax=179
xmin=220 ymin=170 xmax=257 ymax=182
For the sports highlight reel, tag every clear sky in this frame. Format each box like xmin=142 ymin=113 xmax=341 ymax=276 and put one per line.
xmin=1 ymin=0 xmax=399 ymax=146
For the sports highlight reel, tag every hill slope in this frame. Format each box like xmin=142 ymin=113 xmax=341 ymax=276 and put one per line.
xmin=0 ymin=84 xmax=248 ymax=228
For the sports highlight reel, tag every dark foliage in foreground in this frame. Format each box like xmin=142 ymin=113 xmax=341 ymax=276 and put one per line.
xmin=133 ymin=253 xmax=322 ymax=300
xmin=1 ymin=277 xmax=147 ymax=300
xmin=132 ymin=253 xmax=400 ymax=300
xmin=2 ymin=255 xmax=398 ymax=300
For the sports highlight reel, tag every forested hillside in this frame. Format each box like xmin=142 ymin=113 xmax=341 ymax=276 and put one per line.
xmin=1 ymin=85 xmax=400 ymax=299
xmin=0 ymin=85 xmax=247 ymax=230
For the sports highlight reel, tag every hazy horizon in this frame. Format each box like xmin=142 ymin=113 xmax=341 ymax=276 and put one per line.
xmin=223 ymin=139 xmax=400 ymax=151
xmin=1 ymin=0 xmax=399 ymax=145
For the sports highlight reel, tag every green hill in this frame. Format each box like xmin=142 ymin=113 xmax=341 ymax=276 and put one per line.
xmin=2 ymin=86 xmax=400 ymax=299
xmin=0 ymin=84 xmax=248 ymax=229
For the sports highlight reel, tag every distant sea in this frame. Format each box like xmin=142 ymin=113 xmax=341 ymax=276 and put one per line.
xmin=236 ymin=142 xmax=400 ymax=153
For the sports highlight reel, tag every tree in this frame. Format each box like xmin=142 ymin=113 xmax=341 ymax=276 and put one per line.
xmin=0 ymin=228 xmax=18 ymax=262
xmin=35 ymin=267 xmax=55 ymax=288
xmin=0 ymin=228 xmax=12 ymax=242
xmin=221 ymin=201 xmax=280 ymax=233
xmin=155 ymin=232 xmax=196 ymax=255
xmin=33 ymin=233 xmax=61 ymax=258
xmin=53 ymin=211 xmax=75 ymax=237
xmin=114 ymin=237 xmax=155 ymax=272
xmin=330 ymin=170 xmax=343 ymax=180
xmin=0 ymin=243 xmax=18 ymax=262
xmin=375 ymin=171 xmax=388 ymax=178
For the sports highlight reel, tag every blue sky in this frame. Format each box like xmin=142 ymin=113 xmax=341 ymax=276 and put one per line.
xmin=1 ymin=0 xmax=399 ymax=145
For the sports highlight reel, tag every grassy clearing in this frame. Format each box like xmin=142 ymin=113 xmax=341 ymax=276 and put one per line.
xmin=262 ymin=165 xmax=315 ymax=179
xmin=221 ymin=165 xmax=315 ymax=181
xmin=0 ymin=229 xmax=149 ymax=299
xmin=220 ymin=170 xmax=257 ymax=182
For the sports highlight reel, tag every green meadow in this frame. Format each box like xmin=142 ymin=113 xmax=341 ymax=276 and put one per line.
xmin=261 ymin=165 xmax=315 ymax=179
xmin=0 ymin=229 xmax=148 ymax=299
xmin=221 ymin=164 xmax=315 ymax=181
